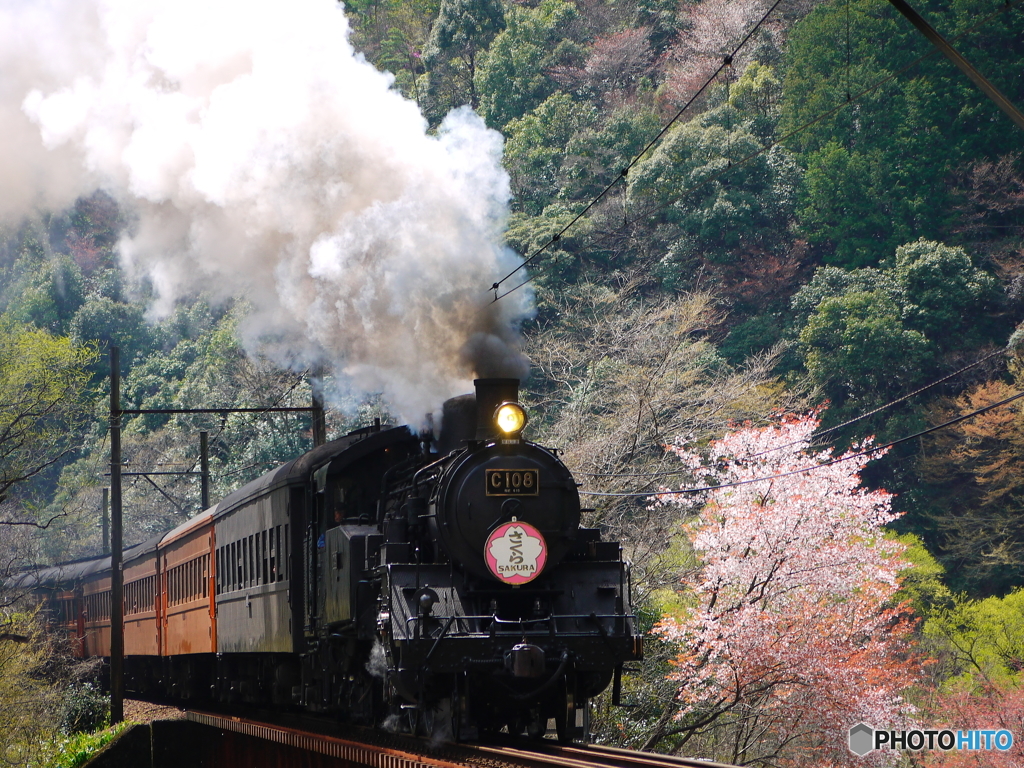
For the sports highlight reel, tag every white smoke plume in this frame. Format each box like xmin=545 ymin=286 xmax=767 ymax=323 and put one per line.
xmin=0 ymin=0 xmax=532 ymax=421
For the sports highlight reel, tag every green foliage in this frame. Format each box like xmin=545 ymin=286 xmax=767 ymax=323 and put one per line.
xmin=422 ymin=0 xmax=504 ymax=114
xmin=799 ymin=289 xmax=933 ymax=413
xmin=45 ymin=722 xmax=131 ymax=768
xmin=473 ymin=0 xmax=579 ymax=130
xmin=57 ymin=682 xmax=109 ymax=735
xmin=796 ymin=142 xmax=903 ymax=267
xmin=719 ymin=314 xmax=785 ymax=366
xmin=344 ymin=0 xmax=439 ymax=102
xmin=728 ymin=61 xmax=782 ymax=118
xmin=782 ymin=0 xmax=1024 ymax=265
xmin=791 ymin=240 xmax=1002 ymax=436
xmin=627 ymin=106 xmax=798 ymax=286
xmin=424 ymin=0 xmax=504 ymax=69
xmin=892 ymin=531 xmax=952 ymax=617
xmin=503 ymin=93 xmax=597 ymax=214
xmin=780 ymin=0 xmax=912 ymax=157
xmin=891 ymin=239 xmax=1000 ymax=349
xmin=5 ymin=255 xmax=86 ymax=335
xmin=70 ymin=296 xmax=153 ymax=375
xmin=925 ymin=588 xmax=1024 ymax=687
xmin=505 ymin=204 xmax=595 ymax=316
xmin=376 ymin=27 xmax=422 ymax=99
xmin=561 ymin=103 xmax=661 ymax=202
xmin=788 ymin=264 xmax=889 ymax=326
xmin=0 ymin=611 xmax=73 ymax=766
xmin=0 ymin=316 xmax=96 ymax=503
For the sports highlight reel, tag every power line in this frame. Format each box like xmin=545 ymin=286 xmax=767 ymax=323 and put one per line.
xmin=574 ymin=342 xmax=1006 ymax=480
xmin=580 ymin=385 xmax=1024 ymax=498
xmin=743 ymin=344 xmax=1008 ymax=459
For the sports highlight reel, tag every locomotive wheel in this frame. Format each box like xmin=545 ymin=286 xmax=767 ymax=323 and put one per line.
xmin=526 ymin=707 xmax=545 ymax=739
xmin=422 ymin=697 xmax=457 ymax=742
xmin=451 ymin=675 xmax=465 ymax=742
xmin=554 ymin=674 xmax=576 ymax=743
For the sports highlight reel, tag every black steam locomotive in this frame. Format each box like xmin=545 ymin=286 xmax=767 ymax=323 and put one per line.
xmin=23 ymin=378 xmax=642 ymax=741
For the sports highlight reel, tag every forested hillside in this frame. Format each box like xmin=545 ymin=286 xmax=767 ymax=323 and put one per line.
xmin=1 ymin=0 xmax=1023 ymax=763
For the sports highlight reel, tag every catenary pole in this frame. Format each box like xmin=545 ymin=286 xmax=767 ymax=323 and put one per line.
xmin=312 ymin=365 xmax=327 ymax=447
xmin=101 ymin=487 xmax=109 ymax=555
xmin=109 ymin=348 xmax=124 ymax=724
xmin=200 ymin=431 xmax=210 ymax=510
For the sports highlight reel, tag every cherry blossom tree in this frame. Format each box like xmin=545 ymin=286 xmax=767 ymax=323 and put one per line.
xmin=647 ymin=414 xmax=920 ymax=765
xmin=659 ymin=0 xmax=780 ymax=109
xmin=920 ymin=682 xmax=1024 ymax=767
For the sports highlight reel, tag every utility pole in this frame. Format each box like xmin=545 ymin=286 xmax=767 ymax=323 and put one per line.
xmin=200 ymin=431 xmax=210 ymax=510
xmin=311 ymin=365 xmax=327 ymax=447
xmin=109 ymin=348 xmax=124 ymax=724
xmin=101 ymin=488 xmax=109 ymax=555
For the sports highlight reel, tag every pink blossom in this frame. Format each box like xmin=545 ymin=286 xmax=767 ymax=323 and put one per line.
xmin=653 ymin=414 xmax=921 ymax=766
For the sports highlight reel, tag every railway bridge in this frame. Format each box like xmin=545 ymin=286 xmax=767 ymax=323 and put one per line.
xmin=83 ymin=710 xmax=739 ymax=768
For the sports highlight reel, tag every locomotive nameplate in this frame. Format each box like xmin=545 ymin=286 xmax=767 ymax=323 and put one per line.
xmin=485 ymin=469 xmax=539 ymax=496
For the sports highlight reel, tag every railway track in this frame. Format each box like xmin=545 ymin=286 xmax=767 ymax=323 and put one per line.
xmin=185 ymin=710 xmax=738 ymax=768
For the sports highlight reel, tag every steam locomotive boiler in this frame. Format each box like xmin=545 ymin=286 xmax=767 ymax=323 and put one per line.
xmin=21 ymin=378 xmax=642 ymax=741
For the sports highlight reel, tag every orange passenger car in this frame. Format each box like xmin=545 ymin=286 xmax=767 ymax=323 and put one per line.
xmin=159 ymin=509 xmax=216 ymax=656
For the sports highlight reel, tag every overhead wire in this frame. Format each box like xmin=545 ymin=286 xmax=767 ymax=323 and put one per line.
xmin=744 ymin=343 xmax=1009 ymax=458
xmin=490 ymin=0 xmax=1021 ymax=305
xmin=115 ymin=369 xmax=312 ymax=511
xmin=580 ymin=385 xmax=1024 ymax=497
xmin=180 ymin=369 xmax=311 ymax=474
xmin=572 ymin=343 xmax=1008 ymax=479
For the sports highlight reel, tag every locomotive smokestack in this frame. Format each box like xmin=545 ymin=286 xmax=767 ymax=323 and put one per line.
xmin=474 ymin=378 xmax=520 ymax=441
xmin=437 ymin=394 xmax=476 ymax=454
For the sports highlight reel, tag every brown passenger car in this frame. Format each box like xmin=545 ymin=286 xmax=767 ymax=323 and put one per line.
xmin=160 ymin=509 xmax=216 ymax=656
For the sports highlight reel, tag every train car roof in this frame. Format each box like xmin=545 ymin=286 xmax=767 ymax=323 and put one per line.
xmin=160 ymin=506 xmax=215 ymax=548
xmin=7 ymin=424 xmax=417 ymax=590
xmin=7 ymin=535 xmax=161 ymax=590
xmin=212 ymin=425 xmax=415 ymax=519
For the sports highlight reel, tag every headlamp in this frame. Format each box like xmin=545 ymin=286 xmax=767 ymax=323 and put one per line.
xmin=495 ymin=402 xmax=528 ymax=436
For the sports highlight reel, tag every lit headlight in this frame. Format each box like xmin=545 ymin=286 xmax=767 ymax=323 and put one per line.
xmin=495 ymin=402 xmax=528 ymax=436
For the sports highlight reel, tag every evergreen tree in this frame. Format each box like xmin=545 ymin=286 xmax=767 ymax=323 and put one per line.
xmin=423 ymin=0 xmax=504 ymax=116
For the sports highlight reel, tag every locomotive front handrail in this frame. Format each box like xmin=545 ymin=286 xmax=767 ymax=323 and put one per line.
xmin=403 ymin=612 xmax=637 ymax=639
